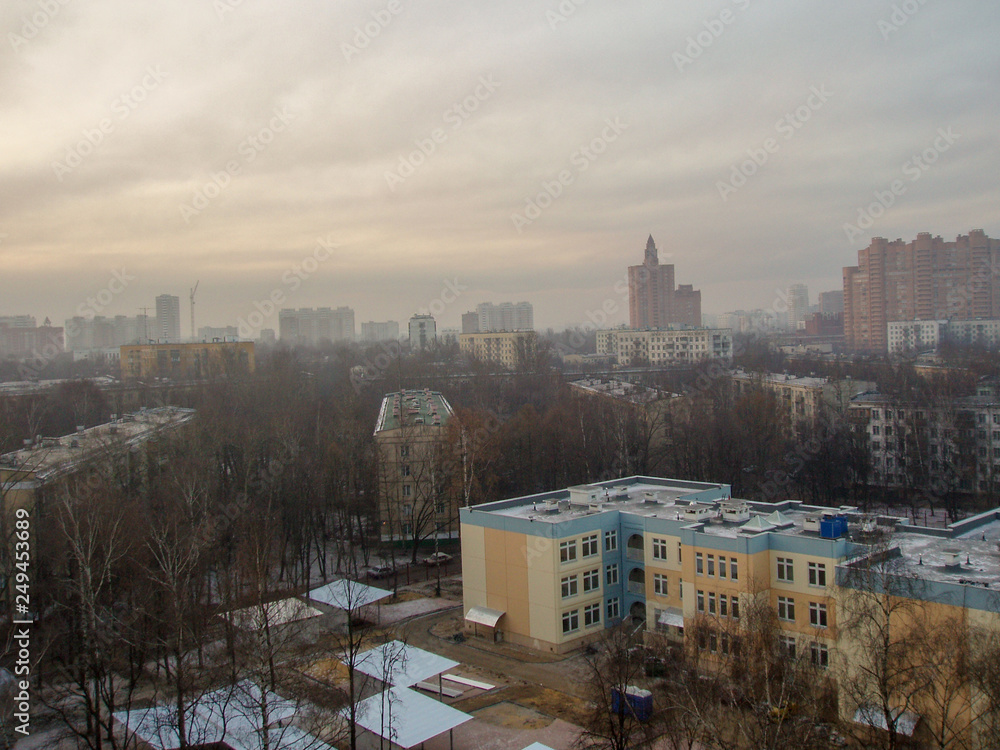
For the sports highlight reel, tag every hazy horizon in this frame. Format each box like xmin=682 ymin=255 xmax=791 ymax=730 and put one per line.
xmin=2 ymin=0 xmax=997 ymax=332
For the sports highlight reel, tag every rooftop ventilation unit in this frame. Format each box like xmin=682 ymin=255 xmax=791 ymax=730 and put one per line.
xmin=943 ymin=549 xmax=962 ymax=569
xmin=721 ymin=504 xmax=751 ymax=523
xmin=820 ymin=514 xmax=848 ymax=539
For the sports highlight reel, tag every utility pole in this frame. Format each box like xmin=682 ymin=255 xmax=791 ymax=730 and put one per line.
xmin=189 ymin=281 xmax=199 ymax=341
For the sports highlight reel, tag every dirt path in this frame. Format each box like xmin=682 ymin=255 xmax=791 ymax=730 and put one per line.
xmin=400 ymin=608 xmax=595 ymax=700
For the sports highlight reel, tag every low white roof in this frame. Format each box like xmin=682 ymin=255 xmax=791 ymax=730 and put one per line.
xmin=355 ymin=640 xmax=459 ymax=687
xmin=521 ymin=744 xmax=558 ymax=750
xmin=853 ymin=705 xmax=920 ymax=736
xmin=227 ymin=598 xmax=324 ymax=630
xmin=114 ymin=681 xmax=336 ymax=750
xmin=114 ymin=705 xmax=222 ymax=750
xmin=308 ymin=579 xmax=391 ymax=610
xmin=657 ymin=608 xmax=684 ymax=627
xmin=348 ymin=687 xmax=472 ymax=748
xmin=465 ymin=605 xmax=505 ymax=627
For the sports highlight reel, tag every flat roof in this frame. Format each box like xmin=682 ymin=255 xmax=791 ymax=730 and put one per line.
xmin=348 ymin=687 xmax=471 ymax=749
xmin=889 ymin=514 xmax=1000 ymax=587
xmin=730 ymin=370 xmax=828 ymax=388
xmin=354 ymin=640 xmax=459 ymax=687
xmin=308 ymin=579 xmax=391 ymax=610
xmin=569 ymin=378 xmax=670 ymax=404
xmin=225 ymin=598 xmax=324 ymax=630
xmin=375 ymin=389 xmax=453 ymax=433
xmin=0 ymin=406 xmax=196 ymax=482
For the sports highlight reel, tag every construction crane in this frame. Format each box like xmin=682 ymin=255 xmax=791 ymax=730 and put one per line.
xmin=190 ymin=280 xmax=199 ymax=341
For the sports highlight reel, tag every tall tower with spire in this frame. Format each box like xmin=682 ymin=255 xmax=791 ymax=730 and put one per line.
xmin=627 ymin=235 xmax=701 ymax=329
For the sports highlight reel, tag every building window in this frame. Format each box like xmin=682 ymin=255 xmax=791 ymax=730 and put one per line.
xmin=561 ymin=575 xmax=578 ymax=598
xmin=402 ymin=504 xmax=412 ymax=516
xmin=654 ymin=573 xmax=668 ymax=596
xmin=402 ymin=485 xmax=412 ymax=497
xmin=720 ymin=596 xmax=728 ymax=617
xmin=560 ymin=540 xmax=577 ymax=563
xmin=604 ymin=529 xmax=618 ymax=552
xmin=730 ymin=596 xmax=739 ymax=619
xmin=399 ymin=445 xmax=410 ymax=458
xmin=808 ymin=562 xmax=827 ymax=587
xmin=718 ymin=555 xmax=727 ymax=579
xmin=605 ymin=564 xmax=619 ymax=586
xmin=780 ymin=636 xmax=796 ymax=658
xmin=730 ymin=558 xmax=738 ymax=580
xmin=652 ymin=538 xmax=668 ymax=560
xmin=583 ymin=569 xmax=600 ymax=593
xmin=696 ymin=552 xmax=704 ymax=575
xmin=400 ymin=464 xmax=411 ymax=476
xmin=872 ymin=425 xmax=880 ymax=435
xmin=584 ymin=602 xmax=601 ymax=627
xmin=778 ymin=596 xmax=795 ymax=622
xmin=677 ymin=542 xmax=682 ymax=563
xmin=696 ymin=590 xmax=705 ymax=613
xmin=810 ymin=642 xmax=829 ymax=668
xmin=582 ymin=534 xmax=599 ymax=557
xmin=708 ymin=592 xmax=716 ymax=615
xmin=562 ymin=609 xmax=579 ymax=634
xmin=809 ymin=602 xmax=828 ymax=628
xmin=777 ymin=557 xmax=794 ymax=583
xmin=707 ymin=555 xmax=715 ymax=576
xmin=607 ymin=598 xmax=620 ymax=620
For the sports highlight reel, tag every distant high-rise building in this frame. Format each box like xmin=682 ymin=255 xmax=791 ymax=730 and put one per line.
xmin=0 ymin=318 xmax=63 ymax=358
xmin=278 ymin=307 xmax=355 ymax=345
xmin=155 ymin=295 xmax=181 ymax=343
xmin=65 ymin=314 xmax=150 ymax=351
xmin=843 ymin=230 xmax=1000 ymax=351
xmin=361 ymin=320 xmax=400 ymax=342
xmin=461 ymin=311 xmax=480 ymax=334
xmin=475 ymin=302 xmax=533 ymax=331
xmin=0 ymin=315 xmax=36 ymax=329
xmin=786 ymin=284 xmax=810 ymax=330
xmin=627 ymin=235 xmax=701 ymax=328
xmin=818 ymin=290 xmax=844 ymax=315
xmin=408 ymin=314 xmax=436 ymax=351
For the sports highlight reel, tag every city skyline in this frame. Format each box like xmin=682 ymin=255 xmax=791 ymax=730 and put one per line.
xmin=2 ymin=2 xmax=998 ymax=331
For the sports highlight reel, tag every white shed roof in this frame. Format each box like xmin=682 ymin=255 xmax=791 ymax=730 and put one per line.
xmin=355 ymin=640 xmax=459 ymax=687
xmin=114 ymin=681 xmax=336 ymax=750
xmin=465 ymin=605 xmax=505 ymax=627
xmin=348 ymin=687 xmax=471 ymax=749
xmin=308 ymin=579 xmax=391 ymax=610
xmin=226 ymin=598 xmax=324 ymax=630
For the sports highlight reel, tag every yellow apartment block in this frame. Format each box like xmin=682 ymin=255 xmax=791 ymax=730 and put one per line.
xmin=373 ymin=389 xmax=457 ymax=545
xmin=458 ymin=330 xmax=537 ymax=370
xmin=120 ymin=341 xmax=254 ymax=380
xmin=461 ymin=476 xmax=1000 ymax=745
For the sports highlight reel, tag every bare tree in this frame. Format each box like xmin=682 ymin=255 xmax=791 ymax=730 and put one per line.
xmin=576 ymin=624 xmax=662 ymax=750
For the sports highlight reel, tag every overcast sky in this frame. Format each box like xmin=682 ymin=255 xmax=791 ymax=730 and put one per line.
xmin=1 ymin=0 xmax=998 ymax=333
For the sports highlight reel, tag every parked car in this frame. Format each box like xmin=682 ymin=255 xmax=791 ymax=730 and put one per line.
xmin=422 ymin=552 xmax=454 ymax=566
xmin=367 ymin=564 xmax=396 ymax=579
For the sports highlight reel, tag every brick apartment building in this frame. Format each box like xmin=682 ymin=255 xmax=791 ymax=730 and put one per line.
xmin=843 ymin=230 xmax=1000 ymax=352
